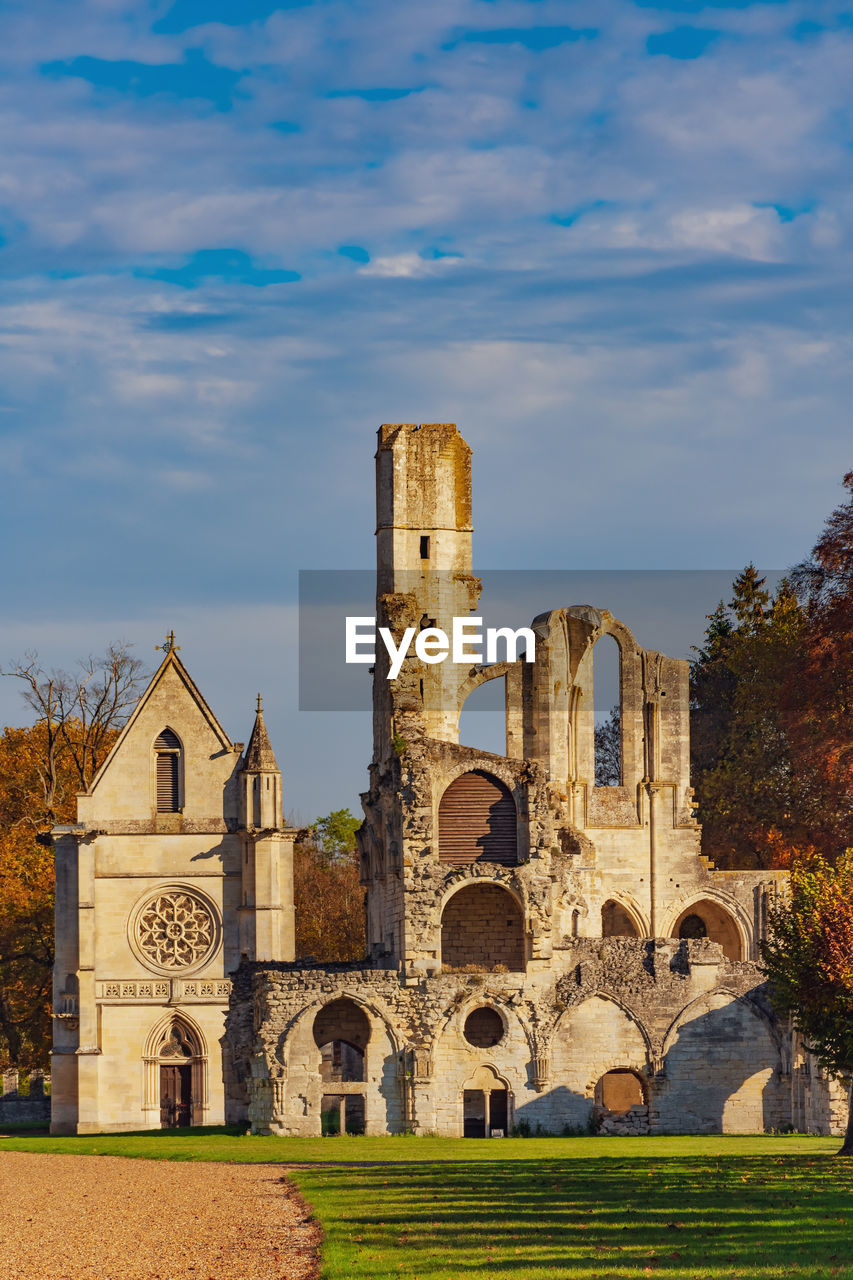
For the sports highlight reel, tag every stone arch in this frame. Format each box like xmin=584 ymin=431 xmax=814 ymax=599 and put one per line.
xmin=440 ymin=880 xmax=526 ymax=972
xmin=438 ymin=770 xmax=518 ymax=866
xmin=658 ymin=988 xmax=784 ymax=1133
xmin=592 ymin=633 xmax=622 ymax=786
xmin=461 ymin=1063 xmax=512 ymax=1137
xmin=277 ymin=991 xmax=405 ymax=1137
xmin=663 ymin=892 xmax=749 ymax=961
xmin=313 ymin=998 xmax=371 ymax=1088
xmin=601 ymin=896 xmax=648 ymax=938
xmin=143 ymin=1010 xmax=208 ymax=1127
xmin=565 ymin=610 xmax=644 ymax=791
xmin=456 ymin=662 xmax=513 ymax=709
xmin=553 ymin=993 xmax=651 ymax=1096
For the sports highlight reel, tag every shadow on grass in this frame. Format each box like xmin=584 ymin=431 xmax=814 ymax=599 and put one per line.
xmin=290 ymin=1154 xmax=853 ymax=1280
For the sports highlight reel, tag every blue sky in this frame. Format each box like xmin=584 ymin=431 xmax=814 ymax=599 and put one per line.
xmin=1 ymin=0 xmax=852 ymax=815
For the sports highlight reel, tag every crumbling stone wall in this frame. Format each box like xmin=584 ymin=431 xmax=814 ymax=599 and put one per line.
xmin=0 ymin=1070 xmax=50 ymax=1127
xmin=228 ymin=937 xmax=818 ymax=1137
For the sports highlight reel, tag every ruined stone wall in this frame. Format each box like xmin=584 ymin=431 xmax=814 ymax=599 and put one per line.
xmin=0 ymin=1070 xmax=50 ymax=1127
xmin=234 ymin=938 xmax=842 ymax=1138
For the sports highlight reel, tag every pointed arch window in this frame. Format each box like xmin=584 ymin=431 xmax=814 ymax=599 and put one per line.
xmin=154 ymin=729 xmax=182 ymax=813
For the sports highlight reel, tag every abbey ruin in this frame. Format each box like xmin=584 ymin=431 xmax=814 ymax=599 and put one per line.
xmin=51 ymin=424 xmax=849 ymax=1138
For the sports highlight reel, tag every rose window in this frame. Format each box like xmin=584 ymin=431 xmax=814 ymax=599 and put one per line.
xmin=135 ymin=891 xmax=217 ymax=971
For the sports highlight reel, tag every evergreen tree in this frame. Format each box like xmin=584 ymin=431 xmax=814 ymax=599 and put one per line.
xmin=690 ymin=568 xmax=804 ymax=868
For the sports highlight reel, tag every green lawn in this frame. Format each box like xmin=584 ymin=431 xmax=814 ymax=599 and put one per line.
xmin=2 ymin=1130 xmax=851 ymax=1279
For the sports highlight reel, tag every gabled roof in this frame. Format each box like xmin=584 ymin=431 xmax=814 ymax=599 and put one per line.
xmin=243 ymin=700 xmax=280 ymax=773
xmin=84 ymin=644 xmax=234 ymax=795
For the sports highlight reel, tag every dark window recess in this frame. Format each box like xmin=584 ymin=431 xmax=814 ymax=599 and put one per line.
xmin=438 ymin=770 xmax=518 ymax=865
xmin=420 ymin=535 xmax=430 ymax=559
xmin=464 ymin=1007 xmax=504 ymax=1048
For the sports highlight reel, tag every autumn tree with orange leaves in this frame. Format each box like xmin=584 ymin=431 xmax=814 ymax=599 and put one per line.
xmin=293 ymin=809 xmax=365 ymax=963
xmin=0 ymin=645 xmax=145 ymax=1069
xmin=763 ymin=851 xmax=853 ymax=1154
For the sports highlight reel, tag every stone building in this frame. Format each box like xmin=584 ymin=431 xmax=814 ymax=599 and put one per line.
xmin=51 ymin=650 xmax=294 ymax=1133
xmin=52 ymin=423 xmax=848 ymax=1137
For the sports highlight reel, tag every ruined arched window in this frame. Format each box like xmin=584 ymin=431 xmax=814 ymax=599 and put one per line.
xmin=438 ymin=771 xmax=517 ymax=865
xmin=313 ymin=999 xmax=370 ymax=1135
xmin=601 ymin=900 xmax=641 ymax=938
xmin=673 ymin=901 xmax=743 ymax=961
xmin=678 ymin=913 xmax=707 ymax=940
xmin=593 ymin=635 xmax=621 ymax=786
xmin=457 ymin=677 xmax=507 ymax=757
xmin=154 ymin=729 xmax=181 ymax=813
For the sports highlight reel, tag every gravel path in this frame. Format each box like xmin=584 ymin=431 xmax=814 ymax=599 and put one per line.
xmin=0 ymin=1151 xmax=321 ymax=1280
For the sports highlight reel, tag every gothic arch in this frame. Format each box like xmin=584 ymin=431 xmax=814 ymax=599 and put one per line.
xmin=552 ymin=993 xmax=652 ymax=1104
xmin=438 ymin=769 xmax=519 ymax=866
xmin=277 ymin=989 xmax=404 ymax=1065
xmin=660 ymin=988 xmax=780 ymax=1058
xmin=142 ymin=1010 xmax=208 ymax=1125
xmin=600 ymin=895 xmax=649 ymax=938
xmin=152 ymin=727 xmax=184 ymax=813
xmin=554 ymin=991 xmax=653 ymax=1061
xmin=658 ymin=987 xmax=783 ymax=1133
xmin=661 ymin=891 xmax=751 ymax=961
xmin=456 ymin=662 xmax=513 ymax=712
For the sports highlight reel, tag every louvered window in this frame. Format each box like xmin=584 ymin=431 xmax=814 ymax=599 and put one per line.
xmin=154 ymin=729 xmax=181 ymax=813
xmin=438 ymin=771 xmax=517 ymax=865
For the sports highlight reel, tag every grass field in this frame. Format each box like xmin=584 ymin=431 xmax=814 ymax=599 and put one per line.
xmin=2 ymin=1129 xmax=851 ymax=1279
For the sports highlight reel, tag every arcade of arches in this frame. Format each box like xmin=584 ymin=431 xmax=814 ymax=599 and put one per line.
xmin=600 ymin=897 xmax=743 ymax=962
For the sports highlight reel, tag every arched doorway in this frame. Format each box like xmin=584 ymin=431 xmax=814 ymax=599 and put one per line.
xmin=673 ymin=900 xmax=743 ymax=961
xmin=441 ymin=883 xmax=525 ymax=971
xmin=601 ymin=900 xmax=641 ymax=938
xmin=144 ymin=1017 xmax=206 ymax=1129
xmin=438 ymin=771 xmax=518 ymax=865
xmin=313 ymin=999 xmax=370 ymax=1135
xmin=462 ymin=1064 xmax=511 ymax=1138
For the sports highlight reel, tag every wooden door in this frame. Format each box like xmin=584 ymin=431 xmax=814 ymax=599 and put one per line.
xmin=160 ymin=1063 xmax=192 ymax=1128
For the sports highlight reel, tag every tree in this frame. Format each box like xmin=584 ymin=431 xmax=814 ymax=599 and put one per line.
xmin=762 ymin=851 xmax=853 ymax=1154
xmin=594 ymin=705 xmax=621 ymax=787
xmin=310 ymin=808 xmax=361 ymax=862
xmin=690 ymin=568 xmax=804 ymax=869
xmin=1 ymin=645 xmax=145 ymax=813
xmin=0 ymin=645 xmax=146 ymax=1068
xmin=293 ymin=811 xmax=364 ymax=963
xmin=0 ymin=724 xmax=79 ymax=1068
xmin=786 ymin=472 xmax=853 ymax=859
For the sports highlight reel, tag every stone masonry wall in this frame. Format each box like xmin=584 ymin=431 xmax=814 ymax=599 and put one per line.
xmin=228 ymin=938 xmax=841 ymax=1138
xmin=441 ymin=883 xmax=525 ymax=970
xmin=0 ymin=1070 xmax=50 ymax=1127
